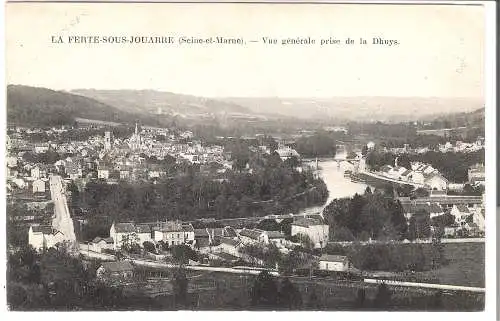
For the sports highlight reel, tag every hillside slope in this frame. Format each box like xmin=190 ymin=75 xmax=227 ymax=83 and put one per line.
xmin=7 ymin=85 xmax=157 ymax=127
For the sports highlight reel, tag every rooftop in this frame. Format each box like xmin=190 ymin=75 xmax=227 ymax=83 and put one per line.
xmin=319 ymin=254 xmax=348 ymax=262
xmin=100 ymin=261 xmax=134 ymax=273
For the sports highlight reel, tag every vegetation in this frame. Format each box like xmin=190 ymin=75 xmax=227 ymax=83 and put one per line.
xmin=324 ymin=190 xmax=407 ymax=241
xmin=73 ymin=152 xmax=328 ymax=241
xmin=7 ymin=85 xmax=160 ymax=127
xmin=364 ymin=149 xmax=484 ymax=183
xmin=294 ymin=131 xmax=338 ymax=158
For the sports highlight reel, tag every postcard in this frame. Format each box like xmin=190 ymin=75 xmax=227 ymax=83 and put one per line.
xmin=2 ymin=0 xmax=496 ymax=319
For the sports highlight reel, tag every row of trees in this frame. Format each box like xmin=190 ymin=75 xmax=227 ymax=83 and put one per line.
xmin=364 ymin=149 xmax=485 ymax=183
xmin=250 ymin=271 xmax=394 ymax=310
xmin=324 ymin=190 xmax=408 ymax=242
xmin=73 ymin=153 xmax=328 ymax=241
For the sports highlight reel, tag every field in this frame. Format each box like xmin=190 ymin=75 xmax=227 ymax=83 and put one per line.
xmin=414 ymin=242 xmax=485 ymax=287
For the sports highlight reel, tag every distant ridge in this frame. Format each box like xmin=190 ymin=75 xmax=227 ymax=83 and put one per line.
xmin=7 ymin=85 xmax=160 ymax=127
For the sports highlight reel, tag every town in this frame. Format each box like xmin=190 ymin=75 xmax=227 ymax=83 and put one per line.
xmin=7 ymin=108 xmax=486 ymax=310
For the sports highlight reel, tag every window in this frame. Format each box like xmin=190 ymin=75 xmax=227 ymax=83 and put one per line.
xmin=326 ymin=263 xmax=329 ymax=270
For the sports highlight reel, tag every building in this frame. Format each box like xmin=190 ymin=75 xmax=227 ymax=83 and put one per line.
xmin=89 ymin=236 xmax=114 ymax=253
xmin=424 ymin=173 xmax=448 ymax=191
xmin=275 ymin=146 xmax=300 ymax=161
xmin=238 ymin=228 xmax=269 ymax=245
xmin=104 ymin=131 xmax=114 ymax=151
xmin=109 ymin=222 xmax=153 ymax=250
xmin=468 ymin=164 xmax=485 ymax=186
xmin=265 ymin=231 xmax=286 ymax=246
xmin=214 ymin=237 xmax=242 ymax=257
xmin=32 ymin=179 xmax=46 ymax=194
xmin=450 ymin=204 xmax=471 ymax=223
xmin=96 ymin=261 xmax=134 ymax=280
xmin=318 ymin=254 xmax=350 ymax=272
xmin=97 ymin=166 xmax=111 ymax=180
xmin=153 ymin=221 xmax=195 ymax=246
xmin=28 ymin=225 xmax=65 ymax=251
xmin=291 ymin=217 xmax=329 ymax=248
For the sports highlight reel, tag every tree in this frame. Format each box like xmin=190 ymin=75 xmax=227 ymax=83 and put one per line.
xmin=306 ymin=290 xmax=321 ymax=310
xmin=172 ymin=267 xmax=189 ymax=308
xmin=250 ymin=271 xmax=279 ymax=309
xmin=143 ymin=241 xmax=156 ymax=254
xmin=120 ymin=233 xmax=140 ymax=253
xmin=355 ymin=288 xmax=366 ymax=309
xmin=278 ymin=278 xmax=302 ymax=310
xmin=374 ymin=283 xmax=392 ymax=309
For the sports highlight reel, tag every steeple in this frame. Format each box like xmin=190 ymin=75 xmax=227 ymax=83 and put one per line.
xmin=135 ymin=122 xmax=139 ymax=135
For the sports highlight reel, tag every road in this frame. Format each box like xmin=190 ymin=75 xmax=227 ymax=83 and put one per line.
xmin=49 ymin=175 xmax=77 ymax=246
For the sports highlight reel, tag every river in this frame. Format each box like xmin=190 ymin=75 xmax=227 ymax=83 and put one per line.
xmin=302 ymin=160 xmax=370 ymax=214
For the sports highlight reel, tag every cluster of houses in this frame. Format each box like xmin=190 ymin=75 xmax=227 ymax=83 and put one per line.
xmin=83 ymin=214 xmax=330 ymax=266
xmin=399 ymin=192 xmax=485 ymax=237
xmin=377 ymin=161 xmax=449 ymax=191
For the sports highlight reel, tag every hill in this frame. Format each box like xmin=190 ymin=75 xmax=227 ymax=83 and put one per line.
xmin=71 ymin=89 xmax=254 ymax=118
xmin=222 ymin=96 xmax=484 ymax=123
xmin=419 ymin=107 xmax=485 ymax=130
xmin=7 ymin=85 xmax=160 ymax=127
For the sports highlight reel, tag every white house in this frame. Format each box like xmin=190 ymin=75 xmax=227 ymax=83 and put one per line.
xmin=450 ymin=205 xmax=471 ymax=223
xmin=89 ymin=237 xmax=114 ymax=253
xmin=214 ymin=237 xmax=242 ymax=257
xmin=411 ymin=171 xmax=425 ymax=185
xmin=32 ymin=179 xmax=46 ymax=194
xmin=318 ymin=254 xmax=350 ymax=272
xmin=109 ymin=222 xmax=153 ymax=250
xmin=153 ymin=221 xmax=194 ymax=246
xmin=291 ymin=217 xmax=329 ymax=248
xmin=28 ymin=225 xmax=65 ymax=251
xmin=265 ymin=231 xmax=287 ymax=246
xmin=424 ymin=173 xmax=448 ymax=191
xmin=238 ymin=228 xmax=269 ymax=245
xmin=98 ymin=166 xmax=111 ymax=180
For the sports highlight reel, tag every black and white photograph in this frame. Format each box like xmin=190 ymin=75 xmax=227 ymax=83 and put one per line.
xmin=2 ymin=0 xmax=496 ymax=316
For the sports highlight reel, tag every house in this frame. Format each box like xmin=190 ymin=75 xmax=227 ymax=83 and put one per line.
xmin=32 ymin=179 xmax=46 ymax=194
xmin=275 ymin=146 xmax=300 ymax=161
xmin=265 ymin=231 xmax=286 ymax=246
xmin=109 ymin=222 xmax=153 ymax=250
xmin=318 ymin=254 xmax=350 ymax=272
xmin=28 ymin=225 xmax=65 ymax=251
xmin=291 ymin=217 xmax=329 ymax=248
xmin=450 ymin=204 xmax=471 ymax=223
xmin=428 ymin=203 xmax=445 ymax=218
xmin=411 ymin=171 xmax=425 ymax=185
xmin=135 ymin=224 xmax=153 ymax=245
xmin=214 ymin=237 xmax=242 ymax=257
xmin=400 ymin=170 xmax=413 ymax=182
xmin=31 ymin=166 xmax=41 ymax=179
xmin=194 ymin=228 xmax=211 ymax=249
xmin=153 ymin=221 xmax=189 ymax=246
xmin=98 ymin=166 xmax=111 ymax=179
xmin=89 ymin=236 xmax=114 ymax=253
xmin=238 ymin=228 xmax=269 ymax=245
xmin=65 ymin=162 xmax=82 ymax=180
xmin=182 ymin=224 xmax=196 ymax=246
xmin=96 ymin=261 xmax=134 ymax=280
xmin=424 ymin=173 xmax=448 ymax=191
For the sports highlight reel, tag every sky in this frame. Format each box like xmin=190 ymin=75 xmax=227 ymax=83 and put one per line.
xmin=6 ymin=2 xmax=485 ymax=99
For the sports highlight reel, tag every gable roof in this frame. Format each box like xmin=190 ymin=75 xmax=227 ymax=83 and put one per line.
xmin=100 ymin=261 xmax=134 ymax=273
xmin=266 ymin=231 xmax=286 ymax=239
xmin=239 ymin=228 xmax=264 ymax=240
xmin=194 ymin=229 xmax=209 ymax=237
xmin=31 ymin=225 xmax=57 ymax=235
xmin=92 ymin=236 xmax=114 ymax=244
xmin=113 ymin=222 xmax=136 ymax=233
xmin=219 ymin=236 xmax=241 ymax=247
xmin=319 ymin=254 xmax=348 ymax=263
xmin=135 ymin=224 xmax=151 ymax=234
xmin=292 ymin=217 xmax=326 ymax=228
